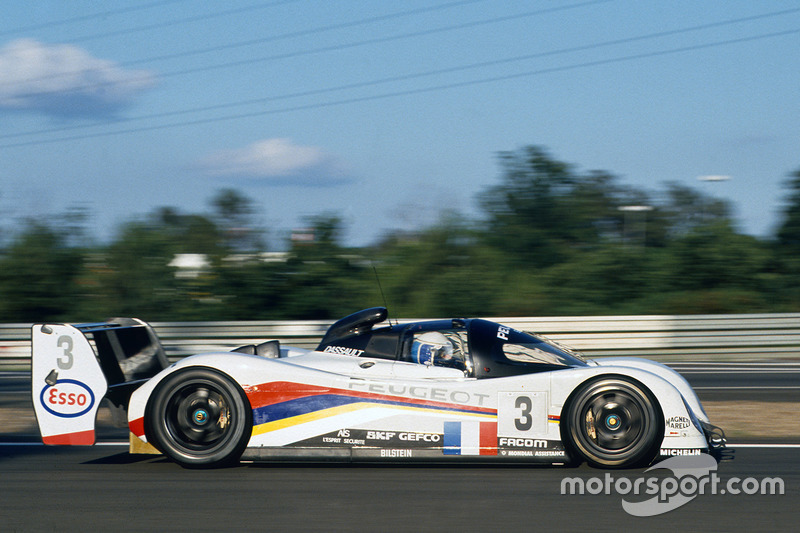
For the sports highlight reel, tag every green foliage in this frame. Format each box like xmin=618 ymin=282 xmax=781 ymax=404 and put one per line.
xmin=771 ymin=169 xmax=800 ymax=309
xmin=377 ymin=219 xmax=500 ymax=318
xmin=479 ymin=146 xmax=581 ymax=267
xmin=209 ymin=188 xmax=264 ymax=251
xmin=665 ymin=222 xmax=769 ymax=293
xmin=776 ymin=169 xmax=800 ymax=251
xmin=94 ymin=221 xmax=183 ymax=319
xmin=538 ymin=245 xmax=665 ymax=314
xmin=2 ymin=156 xmax=799 ymax=322
xmin=0 ymin=222 xmax=83 ymax=322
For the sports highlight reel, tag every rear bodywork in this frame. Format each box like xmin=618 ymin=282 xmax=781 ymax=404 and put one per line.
xmin=31 ymin=318 xmax=168 ymax=445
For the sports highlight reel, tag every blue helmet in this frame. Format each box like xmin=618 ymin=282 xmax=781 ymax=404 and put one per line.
xmin=411 ymin=332 xmax=453 ymax=365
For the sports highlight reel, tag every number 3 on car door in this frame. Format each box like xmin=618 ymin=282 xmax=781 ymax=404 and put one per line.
xmin=498 ymin=392 xmax=546 ymax=437
xmin=514 ymin=396 xmax=533 ymax=430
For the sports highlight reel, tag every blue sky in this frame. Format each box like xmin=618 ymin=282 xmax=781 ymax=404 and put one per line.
xmin=0 ymin=0 xmax=798 ymax=248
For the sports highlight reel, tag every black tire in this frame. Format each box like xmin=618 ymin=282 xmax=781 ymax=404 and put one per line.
xmin=562 ymin=376 xmax=663 ymax=468
xmin=146 ymin=368 xmax=252 ymax=468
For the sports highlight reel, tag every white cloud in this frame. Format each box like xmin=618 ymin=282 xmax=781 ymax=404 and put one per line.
xmin=197 ymin=138 xmax=350 ymax=186
xmin=0 ymin=39 xmax=156 ymax=117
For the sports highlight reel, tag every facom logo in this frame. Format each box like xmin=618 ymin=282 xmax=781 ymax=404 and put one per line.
xmin=40 ymin=379 xmax=95 ymax=418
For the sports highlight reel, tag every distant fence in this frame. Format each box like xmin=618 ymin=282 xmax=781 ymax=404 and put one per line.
xmin=2 ymin=313 xmax=799 ymax=370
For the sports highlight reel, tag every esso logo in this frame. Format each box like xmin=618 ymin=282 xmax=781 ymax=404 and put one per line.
xmin=40 ymin=379 xmax=95 ymax=418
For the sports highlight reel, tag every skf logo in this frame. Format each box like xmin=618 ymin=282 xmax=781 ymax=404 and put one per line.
xmin=40 ymin=379 xmax=95 ymax=418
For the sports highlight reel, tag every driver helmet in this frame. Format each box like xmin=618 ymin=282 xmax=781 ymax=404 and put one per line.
xmin=411 ymin=331 xmax=453 ymax=365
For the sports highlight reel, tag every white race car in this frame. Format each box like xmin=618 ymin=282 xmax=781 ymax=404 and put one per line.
xmin=31 ymin=308 xmax=725 ymax=468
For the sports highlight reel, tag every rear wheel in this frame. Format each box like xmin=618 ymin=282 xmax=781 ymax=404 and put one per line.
xmin=563 ymin=377 xmax=662 ymax=468
xmin=146 ymin=368 xmax=252 ymax=468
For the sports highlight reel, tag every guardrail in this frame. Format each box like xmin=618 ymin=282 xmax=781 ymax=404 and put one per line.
xmin=2 ymin=313 xmax=799 ymax=370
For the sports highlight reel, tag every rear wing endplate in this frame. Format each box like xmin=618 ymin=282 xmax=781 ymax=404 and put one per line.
xmin=31 ymin=318 xmax=168 ymax=445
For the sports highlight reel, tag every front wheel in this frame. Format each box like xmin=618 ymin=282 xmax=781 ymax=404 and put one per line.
xmin=563 ymin=377 xmax=662 ymax=468
xmin=146 ymin=368 xmax=252 ymax=468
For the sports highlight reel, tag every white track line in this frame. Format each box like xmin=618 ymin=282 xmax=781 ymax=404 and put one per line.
xmin=728 ymin=444 xmax=800 ymax=448
xmin=694 ymin=386 xmax=800 ymax=390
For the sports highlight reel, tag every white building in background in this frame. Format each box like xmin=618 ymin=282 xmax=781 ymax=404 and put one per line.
xmin=170 ymin=252 xmax=290 ymax=278
xmin=168 ymin=253 xmax=211 ymax=279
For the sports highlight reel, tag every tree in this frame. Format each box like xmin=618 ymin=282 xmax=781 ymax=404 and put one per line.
xmin=212 ymin=259 xmax=287 ymax=319
xmin=155 ymin=207 xmax=224 ymax=256
xmin=89 ymin=221 xmax=183 ymax=319
xmin=0 ymin=222 xmax=83 ymax=322
xmin=772 ymin=168 xmax=800 ymax=308
xmin=478 ymin=146 xmax=656 ymax=267
xmin=661 ymin=182 xmax=733 ymax=236
xmin=210 ymin=189 xmax=264 ymax=251
xmin=479 ymin=146 xmax=577 ymax=267
xmin=776 ymin=169 xmax=800 ymax=251
xmin=652 ymin=221 xmax=770 ymax=313
xmin=375 ymin=213 xmax=507 ymax=317
xmin=278 ymin=214 xmax=370 ymax=319
xmin=539 ymin=244 xmax=668 ymax=314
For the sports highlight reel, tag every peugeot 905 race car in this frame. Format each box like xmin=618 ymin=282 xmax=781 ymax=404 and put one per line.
xmin=31 ymin=308 xmax=725 ymax=468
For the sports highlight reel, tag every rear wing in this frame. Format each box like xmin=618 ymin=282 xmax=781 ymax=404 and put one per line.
xmin=31 ymin=318 xmax=169 ymax=445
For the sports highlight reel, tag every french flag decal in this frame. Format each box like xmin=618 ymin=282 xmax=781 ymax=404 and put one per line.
xmin=443 ymin=421 xmax=497 ymax=456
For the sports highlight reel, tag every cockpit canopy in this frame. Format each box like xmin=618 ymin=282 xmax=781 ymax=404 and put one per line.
xmin=315 ymin=309 xmax=587 ymax=378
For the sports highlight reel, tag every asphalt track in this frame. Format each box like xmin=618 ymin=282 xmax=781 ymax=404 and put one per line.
xmin=669 ymin=362 xmax=800 ymax=402
xmin=2 ymin=363 xmax=799 ymax=531
xmin=0 ymin=444 xmax=796 ymax=532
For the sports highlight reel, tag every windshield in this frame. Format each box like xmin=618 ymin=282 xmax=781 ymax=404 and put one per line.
xmin=500 ymin=328 xmax=587 ymax=367
xmin=466 ymin=320 xmax=587 ymax=376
